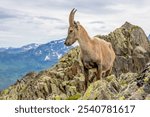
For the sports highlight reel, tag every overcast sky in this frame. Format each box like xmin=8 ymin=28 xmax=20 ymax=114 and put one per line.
xmin=0 ymin=0 xmax=150 ymax=47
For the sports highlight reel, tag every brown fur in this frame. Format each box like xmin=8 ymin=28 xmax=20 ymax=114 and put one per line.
xmin=65 ymin=9 xmax=116 ymax=91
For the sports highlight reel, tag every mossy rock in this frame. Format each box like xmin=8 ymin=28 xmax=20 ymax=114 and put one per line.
xmin=145 ymin=95 xmax=150 ymax=100
xmin=119 ymin=96 xmax=125 ymax=100
xmin=1 ymin=89 xmax=9 ymax=95
xmin=130 ymin=26 xmax=140 ymax=32
xmin=144 ymin=77 xmax=149 ymax=83
xmin=66 ymin=93 xmax=81 ymax=100
xmin=106 ymin=75 xmax=116 ymax=82
xmin=66 ymin=86 xmax=77 ymax=96
xmin=54 ymin=95 xmax=61 ymax=100
xmin=82 ymin=83 xmax=94 ymax=100
xmin=81 ymin=80 xmax=113 ymax=100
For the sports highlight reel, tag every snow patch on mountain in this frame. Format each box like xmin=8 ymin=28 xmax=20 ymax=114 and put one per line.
xmin=35 ymin=50 xmax=42 ymax=56
xmin=56 ymin=52 xmax=62 ymax=59
xmin=22 ymin=43 xmax=39 ymax=51
xmin=44 ymin=55 xmax=51 ymax=61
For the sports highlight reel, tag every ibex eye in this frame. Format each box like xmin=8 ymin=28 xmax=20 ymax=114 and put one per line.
xmin=70 ymin=30 xmax=73 ymax=33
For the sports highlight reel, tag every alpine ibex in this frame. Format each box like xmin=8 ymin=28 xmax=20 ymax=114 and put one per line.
xmin=65 ymin=9 xmax=116 ymax=91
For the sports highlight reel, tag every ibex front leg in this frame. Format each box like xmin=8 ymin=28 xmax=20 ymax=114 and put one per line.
xmin=97 ymin=64 xmax=102 ymax=80
xmin=83 ymin=66 xmax=89 ymax=91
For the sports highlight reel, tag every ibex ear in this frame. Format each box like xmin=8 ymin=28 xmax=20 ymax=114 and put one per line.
xmin=76 ymin=21 xmax=80 ymax=25
xmin=74 ymin=21 xmax=80 ymax=30
xmin=74 ymin=21 xmax=78 ymax=30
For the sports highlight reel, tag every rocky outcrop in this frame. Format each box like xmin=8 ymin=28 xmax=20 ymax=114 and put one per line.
xmin=0 ymin=22 xmax=149 ymax=100
xmin=96 ymin=22 xmax=150 ymax=76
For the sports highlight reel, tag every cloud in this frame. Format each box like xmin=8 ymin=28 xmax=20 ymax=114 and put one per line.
xmin=37 ymin=16 xmax=62 ymax=22
xmin=0 ymin=7 xmax=18 ymax=19
xmin=0 ymin=5 xmax=68 ymax=47
xmin=0 ymin=11 xmax=16 ymax=19
xmin=89 ymin=21 xmax=105 ymax=24
xmin=55 ymin=25 xmax=68 ymax=30
xmin=0 ymin=0 xmax=150 ymax=47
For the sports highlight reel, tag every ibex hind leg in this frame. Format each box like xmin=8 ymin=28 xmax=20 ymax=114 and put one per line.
xmin=105 ymin=67 xmax=112 ymax=77
xmin=102 ymin=72 xmax=106 ymax=78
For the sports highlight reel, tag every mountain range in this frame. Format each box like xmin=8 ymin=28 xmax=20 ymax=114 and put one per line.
xmin=0 ymin=39 xmax=72 ymax=90
xmin=148 ymin=34 xmax=150 ymax=40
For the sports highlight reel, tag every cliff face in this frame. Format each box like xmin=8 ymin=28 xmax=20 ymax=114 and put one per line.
xmin=0 ymin=22 xmax=150 ymax=100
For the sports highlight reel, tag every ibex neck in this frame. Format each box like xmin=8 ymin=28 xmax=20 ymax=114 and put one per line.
xmin=78 ymin=25 xmax=91 ymax=47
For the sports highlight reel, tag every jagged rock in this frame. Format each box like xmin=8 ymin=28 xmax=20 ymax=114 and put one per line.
xmin=117 ymin=63 xmax=150 ymax=100
xmin=145 ymin=94 xmax=150 ymax=100
xmin=81 ymin=75 xmax=119 ymax=100
xmin=137 ymin=62 xmax=150 ymax=94
xmin=133 ymin=46 xmax=147 ymax=57
xmin=96 ymin=22 xmax=150 ymax=76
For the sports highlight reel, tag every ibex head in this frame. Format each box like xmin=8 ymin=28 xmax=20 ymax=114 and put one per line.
xmin=65 ymin=8 xmax=79 ymax=46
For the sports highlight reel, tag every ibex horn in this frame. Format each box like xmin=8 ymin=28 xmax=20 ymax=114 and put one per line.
xmin=69 ymin=8 xmax=77 ymax=26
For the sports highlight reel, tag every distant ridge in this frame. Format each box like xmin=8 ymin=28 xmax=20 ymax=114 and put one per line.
xmin=0 ymin=39 xmax=73 ymax=90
